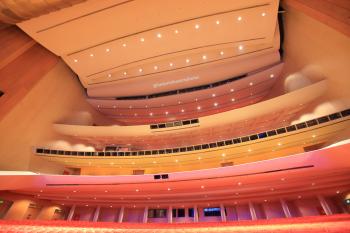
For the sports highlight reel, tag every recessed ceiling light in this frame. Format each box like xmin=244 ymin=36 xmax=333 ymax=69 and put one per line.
xmin=298 ymin=195 xmax=302 ymax=199
xmin=311 ymin=182 xmax=316 ymax=186
xmin=262 ymin=12 xmax=266 ymax=17
xmin=249 ymin=82 xmax=253 ymax=86
xmin=90 ymin=54 xmax=94 ymax=57
xmin=73 ymin=59 xmax=78 ymax=63
xmin=216 ymin=20 xmax=220 ymax=25
xmin=129 ymin=105 xmax=132 ymax=108
xmin=270 ymin=188 xmax=275 ymax=191
xmin=178 ymin=101 xmax=181 ymax=104
xmin=106 ymin=48 xmax=110 ymax=52
xmin=186 ymin=58 xmax=190 ymax=63
xmin=336 ymin=190 xmax=340 ymax=194
xmin=197 ymin=106 xmax=201 ymax=110
xmin=136 ymin=189 xmax=139 ymax=192
xmin=220 ymin=51 xmax=224 ymax=55
xmin=248 ymin=148 xmax=252 ymax=152
xmin=195 ymin=98 xmax=198 ymax=101
xmin=312 ymin=135 xmax=316 ymax=138
xmin=108 ymin=74 xmax=112 ymax=78
xmin=153 ymin=161 xmax=157 ymax=164
xmin=235 ymin=192 xmax=239 ymax=195
xmin=201 ymin=185 xmax=205 ymax=189
xmin=139 ymin=68 xmax=143 ymax=73
xmin=149 ymin=112 xmax=153 ymax=116
xmin=73 ymin=190 xmax=77 ymax=193
xmin=154 ymin=65 xmax=158 ymax=70
xmin=270 ymin=74 xmax=275 ymax=78
xmin=277 ymin=142 xmax=282 ymax=146
xmin=175 ymin=159 xmax=178 ymax=163
xmin=165 ymin=111 xmax=169 ymax=115
xmin=123 ymin=71 xmax=127 ymax=76
xmin=231 ymin=98 xmax=235 ymax=102
xmin=110 ymin=205 xmax=113 ymax=208
xmin=140 ymin=38 xmax=145 ymax=42
xmin=214 ymin=102 xmax=218 ymax=107
xmin=93 ymin=197 xmax=97 ymax=199
xmin=238 ymin=45 xmax=244 ymax=51
xmin=167 ymin=187 xmax=171 ymax=191
xmin=264 ymin=199 xmax=267 ymax=202
xmin=104 ymin=190 xmax=108 ymax=192
xmin=221 ymin=153 xmax=226 ymax=157
xmin=195 ymin=24 xmax=200 ymax=29
xmin=198 ymin=157 xmax=201 ymax=160
xmin=237 ymin=182 xmax=242 ymax=186
xmin=212 ymin=93 xmax=216 ymax=97
xmin=281 ymin=178 xmax=285 ymax=181
xmin=169 ymin=62 xmax=173 ymax=67
xmin=40 ymin=190 xmax=43 ymax=192
xmin=85 ymin=204 xmax=89 ymax=206
xmin=157 ymin=33 xmax=162 ymax=38
xmin=230 ymin=88 xmax=234 ymax=92
xmin=133 ymin=205 xmax=136 ymax=208
xmin=237 ymin=16 xmax=242 ymax=21
xmin=181 ymin=109 xmax=185 ymax=113
xmin=174 ymin=29 xmax=179 ymax=34
xmin=134 ymin=113 xmax=138 ymax=116
xmin=202 ymin=55 xmax=207 ymax=60
xmin=122 ymin=43 xmax=127 ymax=47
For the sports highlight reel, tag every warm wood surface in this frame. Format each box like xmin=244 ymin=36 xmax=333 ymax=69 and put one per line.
xmin=283 ymin=0 xmax=350 ymax=37
xmin=0 ymin=26 xmax=59 ymax=122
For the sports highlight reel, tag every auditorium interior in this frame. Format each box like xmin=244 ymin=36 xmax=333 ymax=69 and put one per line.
xmin=0 ymin=0 xmax=350 ymax=232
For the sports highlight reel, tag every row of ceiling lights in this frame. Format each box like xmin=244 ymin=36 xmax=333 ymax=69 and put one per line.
xmin=72 ymin=13 xmax=268 ymax=63
xmin=95 ymin=76 xmax=275 ymax=113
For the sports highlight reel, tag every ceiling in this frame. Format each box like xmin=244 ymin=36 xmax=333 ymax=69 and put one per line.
xmin=18 ymin=0 xmax=281 ymax=123
xmin=3 ymin=143 xmax=350 ymax=207
xmin=52 ymin=81 xmax=327 ymax=149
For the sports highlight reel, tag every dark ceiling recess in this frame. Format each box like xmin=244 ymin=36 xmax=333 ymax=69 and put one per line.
xmin=0 ymin=90 xmax=4 ymax=97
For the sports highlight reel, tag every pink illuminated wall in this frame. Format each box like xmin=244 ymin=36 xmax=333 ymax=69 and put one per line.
xmin=236 ymin=204 xmax=251 ymax=220
xmin=263 ymin=202 xmax=285 ymax=219
xmin=98 ymin=207 xmax=119 ymax=222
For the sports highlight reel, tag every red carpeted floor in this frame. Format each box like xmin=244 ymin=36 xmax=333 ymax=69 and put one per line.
xmin=0 ymin=214 xmax=349 ymax=233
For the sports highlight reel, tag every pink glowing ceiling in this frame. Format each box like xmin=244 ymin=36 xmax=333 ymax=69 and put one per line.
xmin=2 ymin=143 xmax=350 ymax=207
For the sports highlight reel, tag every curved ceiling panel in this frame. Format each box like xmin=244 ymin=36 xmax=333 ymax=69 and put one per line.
xmin=87 ymin=62 xmax=283 ymax=125
xmin=53 ymin=81 xmax=327 ymax=149
xmin=18 ymin=0 xmax=280 ymax=97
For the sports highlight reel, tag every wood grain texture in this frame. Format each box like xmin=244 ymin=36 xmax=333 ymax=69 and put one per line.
xmin=283 ymin=0 xmax=350 ymax=37
xmin=0 ymin=27 xmax=59 ymax=122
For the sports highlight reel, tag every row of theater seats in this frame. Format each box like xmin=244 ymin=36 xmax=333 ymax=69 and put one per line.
xmin=36 ymin=109 xmax=350 ymax=157
xmin=1 ymin=214 xmax=349 ymax=233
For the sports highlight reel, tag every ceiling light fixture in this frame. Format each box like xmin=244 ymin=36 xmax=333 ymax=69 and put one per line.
xmin=195 ymin=24 xmax=200 ymax=29
xmin=220 ymin=51 xmax=224 ymax=55
xmin=167 ymin=187 xmax=171 ymax=191
xmin=136 ymin=189 xmax=139 ymax=192
xmin=90 ymin=53 xmax=94 ymax=57
xmin=154 ymin=65 xmax=158 ymax=70
xmin=230 ymin=88 xmax=234 ymax=92
xmin=202 ymin=55 xmax=207 ymax=60
xmin=73 ymin=59 xmax=78 ymax=63
xmin=212 ymin=93 xmax=216 ymax=97
xmin=106 ymin=48 xmax=110 ymax=52
xmin=165 ymin=111 xmax=169 ymax=115
xmin=197 ymin=106 xmax=201 ymax=110
xmin=237 ymin=182 xmax=242 ymax=186
xmin=122 ymin=43 xmax=127 ymax=47
xmin=139 ymin=68 xmax=143 ymax=73
xmin=157 ymin=33 xmax=162 ymax=38
xmin=214 ymin=102 xmax=218 ymax=107
xmin=238 ymin=45 xmax=244 ymax=51
xmin=216 ymin=20 xmax=220 ymax=25
xmin=221 ymin=153 xmax=226 ymax=157
xmin=169 ymin=62 xmax=173 ymax=67
xmin=149 ymin=112 xmax=153 ymax=116
xmin=237 ymin=16 xmax=242 ymax=21
xmin=108 ymin=74 xmax=112 ymax=78
xmin=174 ymin=29 xmax=179 ymax=34
xmin=123 ymin=71 xmax=127 ymax=76
xmin=201 ymin=185 xmax=205 ymax=189
xmin=140 ymin=38 xmax=145 ymax=42
xmin=181 ymin=109 xmax=185 ymax=113
xmin=249 ymin=82 xmax=253 ymax=86
xmin=262 ymin=12 xmax=266 ymax=17
xmin=270 ymin=74 xmax=275 ymax=78
xmin=186 ymin=58 xmax=190 ymax=63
